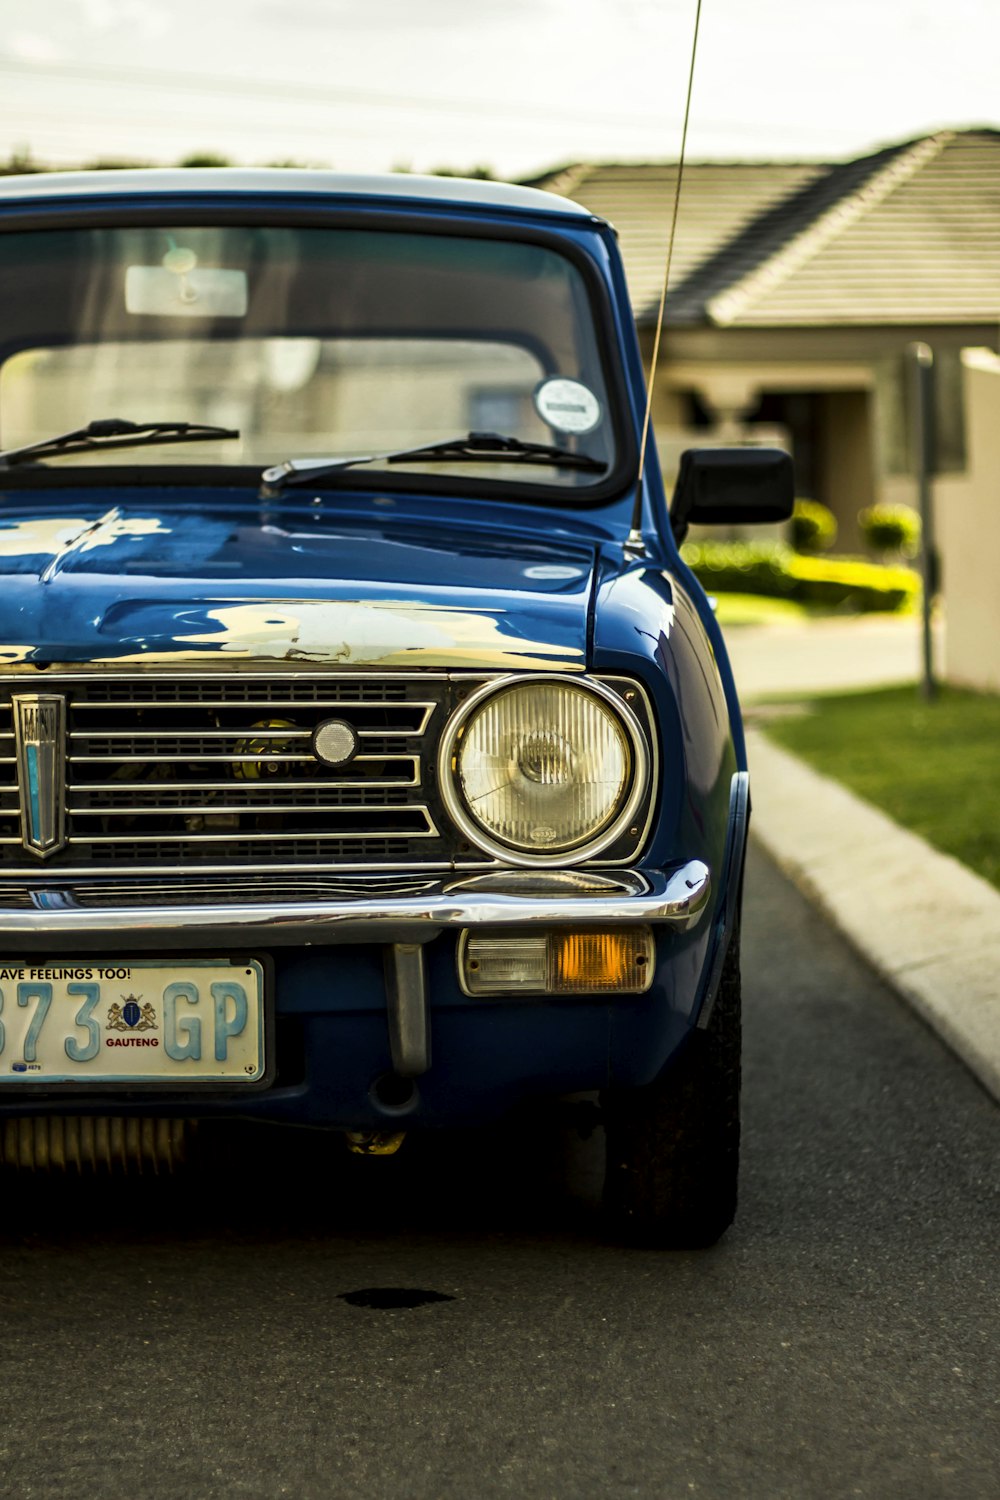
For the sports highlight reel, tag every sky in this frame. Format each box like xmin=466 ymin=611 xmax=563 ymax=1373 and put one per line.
xmin=1 ymin=0 xmax=998 ymax=178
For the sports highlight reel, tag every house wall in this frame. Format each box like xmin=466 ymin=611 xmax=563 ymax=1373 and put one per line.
xmin=817 ymin=391 xmax=876 ymax=549
xmin=649 ymin=355 xmax=878 ymax=543
xmin=936 ymin=349 xmax=1000 ymax=693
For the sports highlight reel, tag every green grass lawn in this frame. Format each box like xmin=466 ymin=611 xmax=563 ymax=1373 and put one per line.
xmin=762 ymin=684 xmax=1000 ymax=892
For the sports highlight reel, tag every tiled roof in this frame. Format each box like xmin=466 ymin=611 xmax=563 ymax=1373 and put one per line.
xmin=535 ymin=129 xmax=1000 ymax=329
xmin=723 ymin=131 xmax=1000 ymax=326
xmin=538 ymin=160 xmax=824 ymax=321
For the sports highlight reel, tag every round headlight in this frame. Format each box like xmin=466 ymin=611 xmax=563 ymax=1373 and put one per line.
xmin=441 ymin=677 xmax=648 ymax=864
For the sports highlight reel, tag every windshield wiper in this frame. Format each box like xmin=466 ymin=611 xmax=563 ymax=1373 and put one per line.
xmin=260 ymin=431 xmax=607 ymax=493
xmin=0 ymin=418 xmax=240 ymax=469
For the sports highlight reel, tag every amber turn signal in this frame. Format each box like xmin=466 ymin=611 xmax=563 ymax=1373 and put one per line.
xmin=551 ymin=930 xmax=652 ymax=993
xmin=459 ymin=928 xmax=654 ymax=996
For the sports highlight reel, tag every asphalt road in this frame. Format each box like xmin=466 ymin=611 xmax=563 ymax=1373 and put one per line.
xmin=1 ymin=845 xmax=998 ymax=1500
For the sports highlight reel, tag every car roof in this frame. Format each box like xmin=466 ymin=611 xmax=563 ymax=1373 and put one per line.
xmin=0 ymin=168 xmax=594 ymax=220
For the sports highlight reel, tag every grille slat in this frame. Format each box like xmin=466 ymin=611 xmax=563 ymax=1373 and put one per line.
xmin=77 ymin=821 xmax=438 ymax=841
xmin=73 ymin=697 xmax=415 ymax=711
xmin=0 ymin=674 xmax=451 ymax=873
xmin=71 ymin=794 xmax=422 ymax=818
xmin=71 ymin=752 xmax=324 ymax=764
xmin=74 ymin=678 xmax=420 ymax=705
xmin=69 ymin=766 xmax=419 ymax=797
xmin=72 ymin=728 xmax=316 ymax=741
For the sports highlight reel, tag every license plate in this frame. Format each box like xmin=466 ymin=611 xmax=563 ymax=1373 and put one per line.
xmin=0 ymin=958 xmax=266 ymax=1085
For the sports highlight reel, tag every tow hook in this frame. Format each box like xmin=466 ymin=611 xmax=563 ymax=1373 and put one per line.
xmin=345 ymin=1130 xmax=407 ymax=1157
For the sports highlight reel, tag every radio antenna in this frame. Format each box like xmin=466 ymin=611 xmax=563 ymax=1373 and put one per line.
xmin=628 ymin=0 xmax=703 ymax=551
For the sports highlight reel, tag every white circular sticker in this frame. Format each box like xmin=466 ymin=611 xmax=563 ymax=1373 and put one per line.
xmin=534 ymin=378 xmax=602 ymax=436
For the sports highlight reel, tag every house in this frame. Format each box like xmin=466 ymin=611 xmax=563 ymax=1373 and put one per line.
xmin=535 ymin=129 xmax=1000 ymax=690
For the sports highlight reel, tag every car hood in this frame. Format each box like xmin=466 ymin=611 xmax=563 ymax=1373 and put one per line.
xmin=0 ymin=500 xmax=596 ymax=670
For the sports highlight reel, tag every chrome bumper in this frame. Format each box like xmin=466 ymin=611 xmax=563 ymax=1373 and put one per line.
xmin=0 ymin=861 xmax=710 ymax=1082
xmin=0 ymin=861 xmax=710 ymax=948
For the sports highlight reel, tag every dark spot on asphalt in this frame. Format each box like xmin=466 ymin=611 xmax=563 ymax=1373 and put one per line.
xmin=339 ymin=1287 xmax=455 ymax=1310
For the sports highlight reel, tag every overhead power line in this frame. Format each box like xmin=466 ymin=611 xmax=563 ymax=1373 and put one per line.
xmin=0 ymin=53 xmax=853 ymax=146
xmin=0 ymin=54 xmax=691 ymax=134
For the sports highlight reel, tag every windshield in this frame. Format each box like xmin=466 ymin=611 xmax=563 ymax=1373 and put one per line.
xmin=0 ymin=221 xmax=621 ymax=493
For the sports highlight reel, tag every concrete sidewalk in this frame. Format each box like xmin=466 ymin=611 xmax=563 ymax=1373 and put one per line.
xmin=725 ymin=613 xmax=942 ymax=702
xmin=747 ymin=727 xmax=1000 ymax=1103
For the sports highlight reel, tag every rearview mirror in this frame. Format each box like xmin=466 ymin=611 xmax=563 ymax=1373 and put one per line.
xmin=669 ymin=447 xmax=794 ymax=543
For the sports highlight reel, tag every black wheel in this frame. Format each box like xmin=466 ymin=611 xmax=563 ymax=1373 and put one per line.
xmin=602 ymin=925 xmax=741 ymax=1248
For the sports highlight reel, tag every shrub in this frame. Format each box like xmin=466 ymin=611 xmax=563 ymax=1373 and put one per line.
xmin=858 ymin=504 xmax=921 ymax=558
xmin=178 ymin=152 xmax=233 ymax=169
xmin=680 ymin=540 xmax=795 ymax=598
xmin=790 ymin=498 xmax=838 ymax=553
xmin=786 ymin=552 xmax=918 ymax=612
xmin=680 ymin=540 xmax=919 ymax=614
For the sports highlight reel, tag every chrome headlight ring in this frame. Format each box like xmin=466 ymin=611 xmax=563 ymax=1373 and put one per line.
xmin=438 ymin=673 xmax=651 ymax=868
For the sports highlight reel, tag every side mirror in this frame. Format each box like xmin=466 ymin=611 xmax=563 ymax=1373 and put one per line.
xmin=669 ymin=447 xmax=794 ymax=543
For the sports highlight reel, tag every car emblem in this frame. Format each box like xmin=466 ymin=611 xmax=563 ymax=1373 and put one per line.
xmin=107 ymin=996 xmax=158 ymax=1032
xmin=12 ymin=694 xmax=67 ymax=858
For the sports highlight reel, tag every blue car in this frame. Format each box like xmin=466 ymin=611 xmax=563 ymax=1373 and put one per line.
xmin=0 ymin=168 xmax=791 ymax=1244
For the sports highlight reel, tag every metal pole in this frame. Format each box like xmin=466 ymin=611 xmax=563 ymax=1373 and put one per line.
xmin=907 ymin=342 xmax=937 ymax=701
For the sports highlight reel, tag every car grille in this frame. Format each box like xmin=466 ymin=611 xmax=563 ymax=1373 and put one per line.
xmin=0 ymin=673 xmax=460 ymax=874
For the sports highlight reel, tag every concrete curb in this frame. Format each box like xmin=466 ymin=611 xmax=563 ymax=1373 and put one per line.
xmin=746 ymin=727 xmax=1000 ymax=1102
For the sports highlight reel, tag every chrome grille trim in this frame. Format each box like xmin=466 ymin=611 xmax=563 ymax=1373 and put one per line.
xmin=0 ymin=860 xmax=465 ymax=876
xmin=75 ymin=821 xmax=439 ymax=842
xmin=61 ymin=699 xmax=433 ymax=714
xmin=66 ymin=708 xmax=436 ymax=737
xmin=0 ymin=673 xmax=447 ymax=872
xmin=64 ymin=763 xmax=419 ymax=790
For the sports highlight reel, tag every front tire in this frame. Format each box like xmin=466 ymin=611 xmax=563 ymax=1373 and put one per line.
xmin=602 ymin=927 xmax=741 ymax=1248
